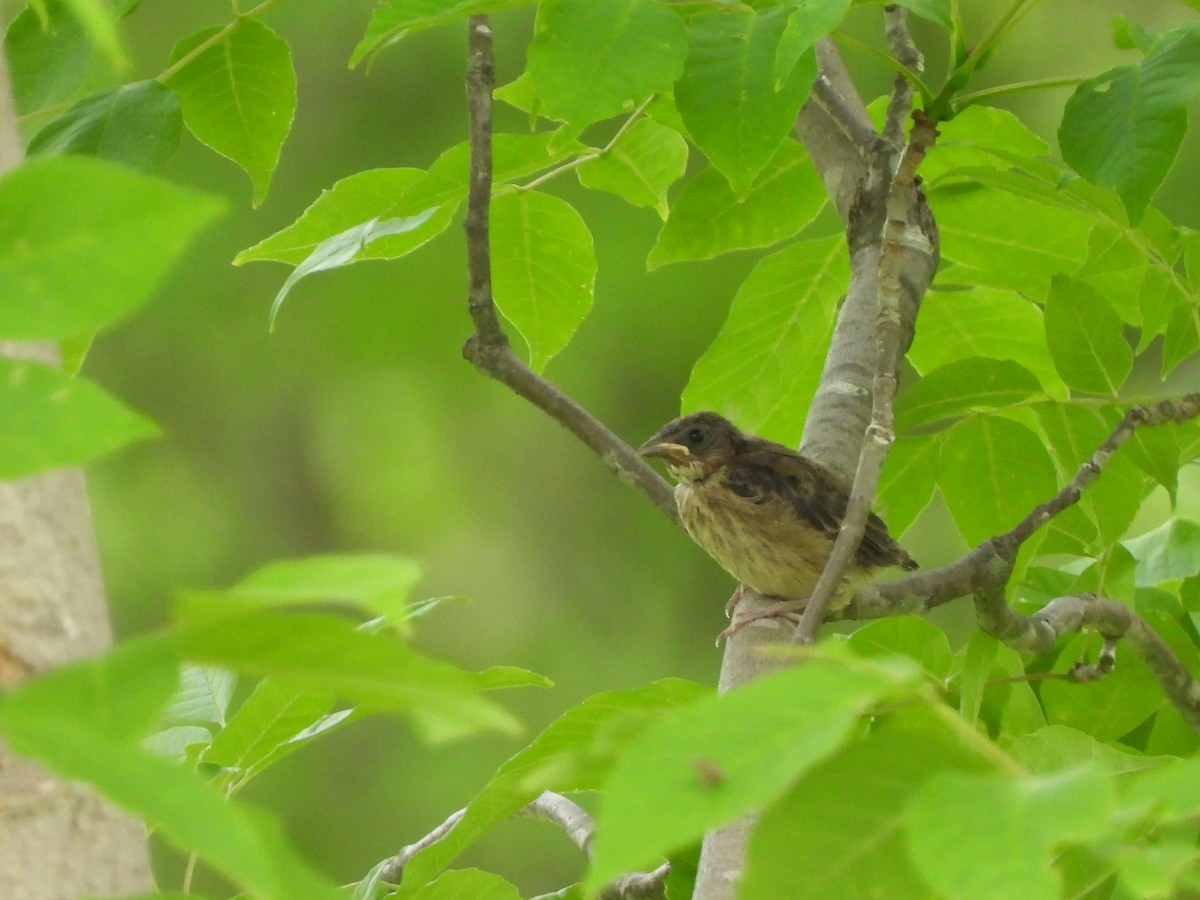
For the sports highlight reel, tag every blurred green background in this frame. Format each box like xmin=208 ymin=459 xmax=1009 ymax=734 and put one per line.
xmin=76 ymin=0 xmax=1199 ymax=893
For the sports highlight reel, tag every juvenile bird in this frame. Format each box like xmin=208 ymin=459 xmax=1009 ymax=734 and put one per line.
xmin=638 ymin=411 xmax=916 ymax=633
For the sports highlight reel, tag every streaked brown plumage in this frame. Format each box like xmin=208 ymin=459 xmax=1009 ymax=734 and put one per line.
xmin=638 ymin=412 xmax=915 ymax=618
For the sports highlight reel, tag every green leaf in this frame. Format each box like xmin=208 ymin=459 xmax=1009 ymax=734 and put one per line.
xmin=937 ymin=416 xmax=1058 ymax=545
xmin=411 ymin=869 xmax=521 ymax=900
xmin=906 ymin=767 xmax=1115 ymax=900
xmin=896 ymin=358 xmax=1043 ymax=432
xmin=922 ymin=105 xmax=1048 ymax=183
xmin=958 ymin=631 xmax=1000 ymax=727
xmin=238 ymin=133 xmax=577 ymax=266
xmin=490 ymin=190 xmax=595 ymax=372
xmin=28 ymin=80 xmax=182 ymax=171
xmin=143 ymin=725 xmax=213 ymax=762
xmin=399 ymin=678 xmax=708 ymax=889
xmin=1039 ymin=634 xmax=1162 ymax=742
xmin=527 ymin=0 xmax=686 ymax=129
xmin=0 ymin=639 xmax=338 ymax=899
xmin=774 ymin=0 xmax=849 ymax=87
xmin=585 ymin=655 xmax=921 ymax=890
xmin=174 ymin=600 xmax=521 ymax=743
xmin=1043 ymin=276 xmax=1133 ymax=395
xmin=0 ymin=156 xmax=224 ymax=339
xmin=5 ymin=1 xmax=90 ymax=114
xmin=204 ymin=678 xmax=344 ymax=786
xmin=58 ymin=0 xmax=124 ymax=68
xmin=847 ymin=616 xmax=953 ymax=681
xmin=682 ymin=235 xmax=846 ymax=444
xmin=1123 ymin=756 xmax=1200 ymax=820
xmin=1060 ymin=23 xmax=1200 ymax=223
xmin=1122 ymin=518 xmax=1200 ymax=586
xmin=1009 ymin=725 xmax=1177 ymax=778
xmin=0 ymin=357 xmax=157 ymax=478
xmin=576 ymin=118 xmax=688 ymax=218
xmin=908 ymin=287 xmax=1065 ymax=397
xmin=675 ymin=7 xmax=817 ymax=194
xmin=232 ymin=554 xmax=424 ymax=624
xmin=351 ymin=0 xmax=535 ymax=67
xmin=164 ymin=664 xmax=236 ymax=727
xmin=165 ymin=20 xmax=295 ymax=206
xmin=876 ymin=434 xmax=939 ymax=536
xmin=742 ymin=704 xmax=1002 ymax=900
xmin=859 ymin=0 xmax=951 ymax=28
xmin=269 ymin=211 xmax=439 ymax=328
xmin=931 ymin=182 xmax=1093 ymax=298
xmin=648 ymin=140 xmax=825 ymax=267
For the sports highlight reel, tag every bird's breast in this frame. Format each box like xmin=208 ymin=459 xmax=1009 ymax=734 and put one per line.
xmin=675 ymin=476 xmax=833 ymax=601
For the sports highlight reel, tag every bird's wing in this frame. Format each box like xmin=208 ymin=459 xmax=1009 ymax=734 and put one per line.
xmin=729 ymin=442 xmax=915 ymax=570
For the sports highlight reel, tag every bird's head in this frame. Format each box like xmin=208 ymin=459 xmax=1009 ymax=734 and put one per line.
xmin=637 ymin=411 xmax=742 ymax=483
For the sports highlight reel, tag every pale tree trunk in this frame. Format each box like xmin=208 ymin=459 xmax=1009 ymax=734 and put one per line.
xmin=0 ymin=47 xmax=155 ymax=900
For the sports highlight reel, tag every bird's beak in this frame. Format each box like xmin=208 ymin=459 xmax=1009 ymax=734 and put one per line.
xmin=637 ymin=437 xmax=690 ymax=464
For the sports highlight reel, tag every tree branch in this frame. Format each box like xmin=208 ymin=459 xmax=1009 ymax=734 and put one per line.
xmin=792 ymin=110 xmax=940 ymax=645
xmin=882 ymin=5 xmax=921 ymax=147
xmin=380 ymin=790 xmax=669 ymax=899
xmin=459 ymin=16 xmax=677 ymax=521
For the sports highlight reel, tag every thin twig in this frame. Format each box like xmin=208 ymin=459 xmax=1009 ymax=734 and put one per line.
xmin=882 ymin=5 xmax=922 ymax=147
xmin=792 ymin=111 xmax=939 ymax=646
xmin=459 ymin=16 xmax=677 ymax=521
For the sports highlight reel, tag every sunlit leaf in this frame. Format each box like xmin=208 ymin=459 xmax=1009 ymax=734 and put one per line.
xmin=1043 ymin=276 xmax=1133 ymax=395
xmin=490 ymin=190 xmax=595 ymax=372
xmin=165 ymin=20 xmax=295 ymax=205
xmin=576 ymin=118 xmax=688 ymax=218
xmin=896 ymin=357 xmax=1043 ymax=432
xmin=232 ymin=554 xmax=424 ymax=623
xmin=351 ymin=0 xmax=535 ymax=67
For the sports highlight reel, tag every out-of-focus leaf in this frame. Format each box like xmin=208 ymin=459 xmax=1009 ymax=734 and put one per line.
xmin=5 ymin=1 xmax=90 ymax=114
xmin=907 ymin=767 xmax=1115 ymax=900
xmin=1010 ymin=725 xmax=1177 ymax=777
xmin=0 ymin=357 xmax=157 ymax=478
xmin=164 ymin=664 xmax=235 ymax=727
xmin=28 ymin=80 xmax=182 ymax=171
xmin=400 ymin=679 xmax=708 ymax=890
xmin=0 ymin=156 xmax=224 ymax=339
xmin=1122 ymin=518 xmax=1200 ymax=586
xmin=847 ymin=616 xmax=953 ymax=682
xmin=165 ymin=20 xmax=295 ymax=205
xmin=585 ymin=655 xmax=921 ymax=890
xmin=351 ymin=0 xmax=534 ymax=67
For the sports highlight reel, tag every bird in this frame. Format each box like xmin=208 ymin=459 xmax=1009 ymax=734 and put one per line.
xmin=638 ymin=411 xmax=916 ymax=636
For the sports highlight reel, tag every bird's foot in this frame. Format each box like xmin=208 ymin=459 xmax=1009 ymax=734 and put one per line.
xmin=716 ymin=598 xmax=806 ymax=644
xmin=723 ymin=584 xmax=746 ymax=619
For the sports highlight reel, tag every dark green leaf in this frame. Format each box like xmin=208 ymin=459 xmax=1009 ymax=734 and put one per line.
xmin=675 ymin=7 xmax=816 ymax=194
xmin=1059 ymin=22 xmax=1200 ymax=223
xmin=0 ymin=357 xmax=157 ymax=478
xmin=28 ymin=80 xmax=181 ymax=171
xmin=876 ymin=433 xmax=939 ymax=536
xmin=1040 ymin=634 xmax=1162 ymax=742
xmin=5 ymin=1 xmax=90 ymax=114
xmin=351 ymin=0 xmax=535 ymax=67
xmin=649 ymin=141 xmax=825 ymax=267
xmin=682 ymin=235 xmax=846 ymax=443
xmin=0 ymin=156 xmax=224 ymax=339
xmin=166 ymin=20 xmax=296 ymax=206
xmin=527 ymin=0 xmax=686 ymax=129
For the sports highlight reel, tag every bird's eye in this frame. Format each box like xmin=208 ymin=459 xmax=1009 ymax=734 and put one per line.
xmin=685 ymin=427 xmax=706 ymax=445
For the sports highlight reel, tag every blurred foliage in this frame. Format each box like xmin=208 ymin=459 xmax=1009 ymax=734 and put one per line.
xmin=0 ymin=0 xmax=1198 ymax=897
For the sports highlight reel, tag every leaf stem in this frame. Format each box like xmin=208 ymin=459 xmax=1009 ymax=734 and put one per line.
xmin=952 ymin=75 xmax=1086 ymax=111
